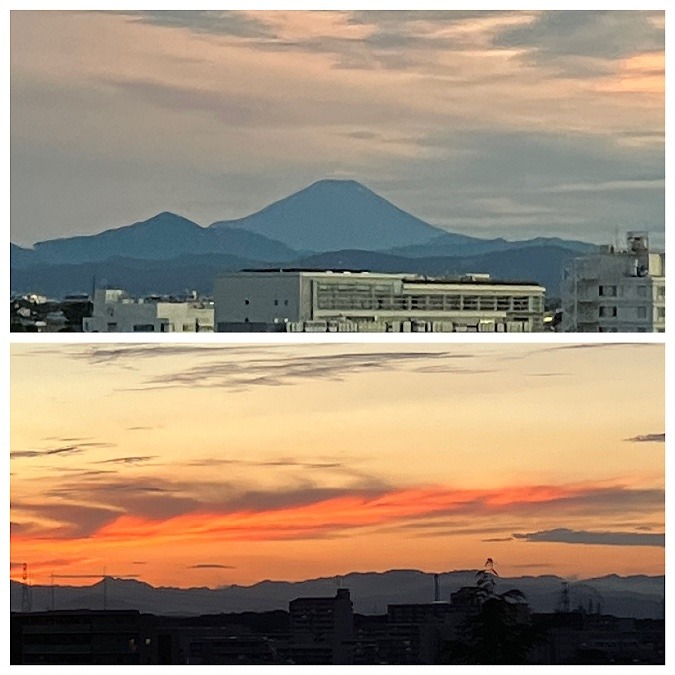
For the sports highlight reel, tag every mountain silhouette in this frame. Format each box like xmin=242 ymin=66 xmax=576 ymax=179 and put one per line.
xmin=10 ymin=570 xmax=664 ymax=618
xmin=210 ymin=179 xmax=445 ymax=251
xmin=15 ymin=212 xmax=300 ymax=266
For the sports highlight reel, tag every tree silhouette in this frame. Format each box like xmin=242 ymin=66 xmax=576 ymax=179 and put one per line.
xmin=440 ymin=569 xmax=538 ymax=664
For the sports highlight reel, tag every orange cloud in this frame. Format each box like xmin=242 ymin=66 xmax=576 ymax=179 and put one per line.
xmin=13 ymin=481 xmax=655 ymax=548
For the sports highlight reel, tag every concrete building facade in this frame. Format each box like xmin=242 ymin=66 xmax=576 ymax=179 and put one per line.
xmin=560 ymin=232 xmax=665 ymax=332
xmin=214 ymin=270 xmax=545 ymax=333
xmin=83 ymin=289 xmax=214 ymax=333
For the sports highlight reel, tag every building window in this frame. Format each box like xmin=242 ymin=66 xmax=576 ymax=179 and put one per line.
xmin=656 ymin=286 xmax=665 ymax=299
xmin=462 ymin=296 xmax=479 ymax=310
xmin=599 ymin=285 xmax=617 ymax=297
xmin=107 ymin=322 xmax=117 ymax=331
xmin=599 ymin=306 xmax=617 ymax=318
xmin=132 ymin=324 xmax=155 ymax=332
xmin=284 ymin=300 xmax=289 ymax=306
xmin=244 ymin=317 xmax=249 ymax=323
xmin=657 ymin=307 xmax=665 ymax=319
xmin=637 ymin=306 xmax=647 ymax=319
xmin=637 ymin=327 xmax=647 ymax=332
xmin=637 ymin=285 xmax=647 ymax=297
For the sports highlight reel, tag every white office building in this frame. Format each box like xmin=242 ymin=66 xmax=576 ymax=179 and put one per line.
xmin=214 ymin=270 xmax=545 ymax=332
xmin=560 ymin=232 xmax=665 ymax=332
xmin=83 ymin=289 xmax=214 ymax=332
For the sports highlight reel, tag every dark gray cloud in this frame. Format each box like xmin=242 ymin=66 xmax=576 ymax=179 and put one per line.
xmin=513 ymin=528 xmax=664 ymax=547
xmin=93 ymin=456 xmax=158 ymax=465
xmin=52 ymin=573 xmax=141 ymax=579
xmin=11 ymin=440 xmax=115 ymax=460
xmin=117 ymin=10 xmax=274 ymax=39
xmin=11 ymin=446 xmax=84 ymax=459
xmin=525 ymin=372 xmax=570 ymax=378
xmin=223 ymin=484 xmax=388 ymax=514
xmin=495 ymin=11 xmax=664 ymax=75
xmin=136 ymin=350 xmax=477 ymax=391
xmin=625 ymin=433 xmax=665 ymax=444
xmin=186 ymin=563 xmax=236 ymax=570
xmin=13 ymin=501 xmax=124 ymax=538
xmin=187 ymin=457 xmax=346 ymax=470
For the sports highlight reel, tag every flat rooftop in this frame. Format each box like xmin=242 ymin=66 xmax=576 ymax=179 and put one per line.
xmin=235 ymin=269 xmax=541 ymax=287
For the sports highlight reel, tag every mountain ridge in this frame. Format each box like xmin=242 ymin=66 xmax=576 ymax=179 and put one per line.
xmin=10 ymin=570 xmax=664 ymax=618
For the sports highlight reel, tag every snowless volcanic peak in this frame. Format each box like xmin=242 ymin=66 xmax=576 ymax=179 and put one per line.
xmin=210 ymin=179 xmax=444 ymax=252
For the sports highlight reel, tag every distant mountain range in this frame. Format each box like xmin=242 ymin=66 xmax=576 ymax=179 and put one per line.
xmin=10 ymin=570 xmax=664 ymax=619
xmin=10 ymin=179 xmax=599 ymax=298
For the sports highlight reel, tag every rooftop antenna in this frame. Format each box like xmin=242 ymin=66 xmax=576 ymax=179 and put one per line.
xmin=433 ymin=573 xmax=441 ymax=602
xmin=103 ymin=566 xmax=108 ymax=610
xmin=49 ymin=571 xmax=55 ymax=611
xmin=21 ymin=563 xmax=32 ymax=613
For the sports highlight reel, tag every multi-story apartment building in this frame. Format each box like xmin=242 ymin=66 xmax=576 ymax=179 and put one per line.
xmin=560 ymin=232 xmax=665 ymax=332
xmin=285 ymin=588 xmax=354 ymax=665
xmin=214 ymin=270 xmax=545 ymax=333
xmin=83 ymin=289 xmax=214 ymax=332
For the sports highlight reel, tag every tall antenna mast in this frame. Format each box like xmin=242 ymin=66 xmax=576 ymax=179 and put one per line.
xmin=103 ymin=567 xmax=108 ymax=610
xmin=50 ymin=571 xmax=55 ymax=611
xmin=21 ymin=563 xmax=32 ymax=613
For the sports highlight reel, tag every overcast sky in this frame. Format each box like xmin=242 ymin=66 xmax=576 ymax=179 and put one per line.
xmin=11 ymin=343 xmax=664 ymax=587
xmin=10 ymin=9 xmax=664 ymax=247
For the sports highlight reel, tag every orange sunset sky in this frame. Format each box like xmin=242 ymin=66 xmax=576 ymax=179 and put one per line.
xmin=10 ymin=343 xmax=664 ymax=588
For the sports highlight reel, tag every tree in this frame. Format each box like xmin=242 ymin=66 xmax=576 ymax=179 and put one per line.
xmin=440 ymin=569 xmax=538 ymax=665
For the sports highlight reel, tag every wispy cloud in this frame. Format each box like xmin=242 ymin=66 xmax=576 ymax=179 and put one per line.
xmin=513 ymin=528 xmax=665 ymax=547
xmin=547 ymin=178 xmax=664 ymax=193
xmin=624 ymin=433 xmax=665 ymax=444
xmin=11 ymin=440 xmax=115 ymax=460
xmin=135 ymin=350 xmax=478 ymax=391
xmin=186 ymin=563 xmax=236 ymax=570
xmin=93 ymin=456 xmax=158 ymax=465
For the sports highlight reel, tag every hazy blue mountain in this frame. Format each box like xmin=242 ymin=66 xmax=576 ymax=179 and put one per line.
xmin=388 ymin=234 xmax=598 ymax=258
xmin=210 ymin=179 xmax=445 ymax=251
xmin=10 ymin=243 xmax=33 ymax=268
xmin=10 ymin=570 xmax=664 ymax=618
xmin=10 ymin=253 xmax=257 ymax=298
xmin=10 ymin=243 xmax=579 ymax=299
xmin=14 ymin=212 xmax=300 ymax=267
xmin=291 ymin=244 xmax=578 ymax=296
